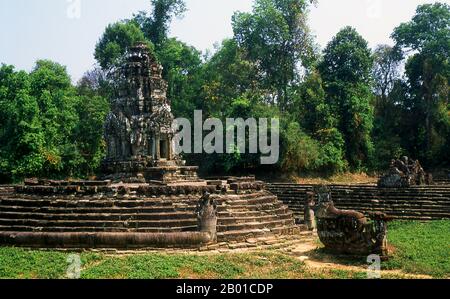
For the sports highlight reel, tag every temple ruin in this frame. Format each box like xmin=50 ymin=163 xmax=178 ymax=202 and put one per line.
xmin=0 ymin=44 xmax=303 ymax=250
xmin=101 ymin=42 xmax=198 ymax=184
xmin=378 ymin=156 xmax=433 ymax=188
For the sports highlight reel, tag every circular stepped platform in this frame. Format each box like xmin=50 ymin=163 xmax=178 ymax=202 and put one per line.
xmin=0 ymin=182 xmax=302 ymax=249
xmin=32 ymin=231 xmax=317 ymax=254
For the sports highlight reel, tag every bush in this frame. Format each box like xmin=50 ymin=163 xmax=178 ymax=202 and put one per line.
xmin=280 ymin=122 xmax=320 ymax=172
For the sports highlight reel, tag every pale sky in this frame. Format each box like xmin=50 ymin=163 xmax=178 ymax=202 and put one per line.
xmin=0 ymin=0 xmax=445 ymax=82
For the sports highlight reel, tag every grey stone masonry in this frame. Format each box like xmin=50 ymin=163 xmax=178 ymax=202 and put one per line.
xmin=268 ymin=183 xmax=450 ymax=221
xmin=101 ymin=42 xmax=198 ymax=183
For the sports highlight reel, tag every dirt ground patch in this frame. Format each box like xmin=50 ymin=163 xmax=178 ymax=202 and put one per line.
xmin=285 ymin=238 xmax=433 ymax=279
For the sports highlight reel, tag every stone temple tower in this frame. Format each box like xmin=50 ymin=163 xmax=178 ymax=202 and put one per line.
xmin=101 ymin=43 xmax=198 ymax=183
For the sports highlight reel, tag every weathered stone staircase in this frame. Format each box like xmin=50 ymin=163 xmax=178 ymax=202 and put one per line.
xmin=267 ymin=183 xmax=450 ymax=221
xmin=435 ymin=178 xmax=450 ymax=185
xmin=216 ymin=192 xmax=299 ymax=242
xmin=0 ymin=185 xmax=301 ymax=248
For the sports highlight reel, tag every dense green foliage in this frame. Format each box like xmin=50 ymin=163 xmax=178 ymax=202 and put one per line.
xmin=134 ymin=0 xmax=187 ymax=47
xmin=232 ymin=0 xmax=317 ymax=110
xmin=391 ymin=3 xmax=450 ymax=166
xmin=0 ymin=1 xmax=448 ymax=181
xmin=319 ymin=27 xmax=375 ymax=170
xmin=0 ymin=62 xmax=109 ymax=182
xmin=94 ymin=21 xmax=152 ymax=71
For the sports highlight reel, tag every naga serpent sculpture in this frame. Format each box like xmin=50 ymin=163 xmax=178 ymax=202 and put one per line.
xmin=313 ymin=185 xmax=392 ymax=257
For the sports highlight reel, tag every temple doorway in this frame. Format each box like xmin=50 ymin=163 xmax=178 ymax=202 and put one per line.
xmin=160 ymin=139 xmax=169 ymax=159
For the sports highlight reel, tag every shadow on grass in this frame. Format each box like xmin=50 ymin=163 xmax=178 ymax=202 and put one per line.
xmin=305 ymin=247 xmax=372 ymax=267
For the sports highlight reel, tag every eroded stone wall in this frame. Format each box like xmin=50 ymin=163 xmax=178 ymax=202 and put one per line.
xmin=267 ymin=184 xmax=450 ymax=221
xmin=0 ymin=180 xmax=300 ymax=249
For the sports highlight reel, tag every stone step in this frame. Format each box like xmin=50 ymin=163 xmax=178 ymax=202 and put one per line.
xmin=283 ymin=203 xmax=450 ymax=211
xmin=218 ymin=211 xmax=295 ymax=225
xmin=0 ymin=209 xmax=298 ymax=224
xmin=333 ymin=209 xmax=450 ymax=217
xmin=217 ymin=218 xmax=295 ymax=232
xmin=0 ymin=188 xmax=301 ymax=244
xmin=0 ymin=204 xmax=292 ymax=216
xmin=277 ymin=193 xmax=450 ymax=199
xmin=217 ymin=229 xmax=275 ymax=242
xmin=269 ymin=183 xmax=450 ymax=188
xmin=274 ymin=193 xmax=450 ymax=199
xmin=222 ymin=195 xmax=279 ymax=206
xmin=0 ymin=218 xmax=198 ymax=228
xmin=0 ymin=201 xmax=285 ymax=215
xmin=0 ymin=198 xmax=184 ymax=208
xmin=334 ymin=196 xmax=450 ymax=200
xmin=218 ymin=206 xmax=290 ymax=217
xmin=281 ymin=194 xmax=450 ymax=200
xmin=217 ymin=225 xmax=300 ymax=242
xmin=221 ymin=202 xmax=285 ymax=212
xmin=269 ymin=188 xmax=450 ymax=195
xmin=334 ymin=203 xmax=450 ymax=209
xmin=268 ymin=183 xmax=450 ymax=221
xmin=0 ymin=225 xmax=197 ymax=233
xmin=0 ymin=206 xmax=195 ymax=214
xmin=276 ymin=212 xmax=450 ymax=220
xmin=0 ymin=211 xmax=197 ymax=221
xmin=0 ymin=195 xmax=284 ymax=208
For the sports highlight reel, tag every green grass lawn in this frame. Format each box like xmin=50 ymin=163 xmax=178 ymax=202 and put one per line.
xmin=384 ymin=220 xmax=450 ymax=278
xmin=0 ymin=249 xmax=371 ymax=279
xmin=0 ymin=220 xmax=448 ymax=279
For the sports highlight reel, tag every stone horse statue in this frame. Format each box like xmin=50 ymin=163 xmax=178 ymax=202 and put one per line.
xmin=313 ymin=185 xmax=392 ymax=257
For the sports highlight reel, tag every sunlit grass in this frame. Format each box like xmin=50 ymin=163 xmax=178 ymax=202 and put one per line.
xmin=0 ymin=220 xmax=448 ymax=279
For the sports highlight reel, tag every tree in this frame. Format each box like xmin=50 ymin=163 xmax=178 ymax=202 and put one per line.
xmin=77 ymin=67 xmax=114 ymax=100
xmin=76 ymin=73 xmax=111 ymax=176
xmin=232 ymin=0 xmax=317 ymax=110
xmin=281 ymin=122 xmax=320 ymax=172
xmin=319 ymin=27 xmax=374 ymax=170
xmin=134 ymin=0 xmax=186 ymax=47
xmin=28 ymin=60 xmax=80 ymax=176
xmin=0 ymin=61 xmax=112 ymax=182
xmin=201 ymin=39 xmax=260 ymax=118
xmin=295 ymin=70 xmax=336 ymax=134
xmin=294 ymin=70 xmax=346 ymax=173
xmin=94 ymin=21 xmax=152 ymax=71
xmin=72 ymin=94 xmax=110 ymax=177
xmin=371 ymin=45 xmax=405 ymax=168
xmin=372 ymin=45 xmax=402 ymax=104
xmin=372 ymin=78 xmax=409 ymax=169
xmin=0 ymin=65 xmax=45 ymax=182
xmin=392 ymin=3 xmax=450 ymax=164
xmin=392 ymin=3 xmax=449 ymax=56
xmin=156 ymin=38 xmax=203 ymax=118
